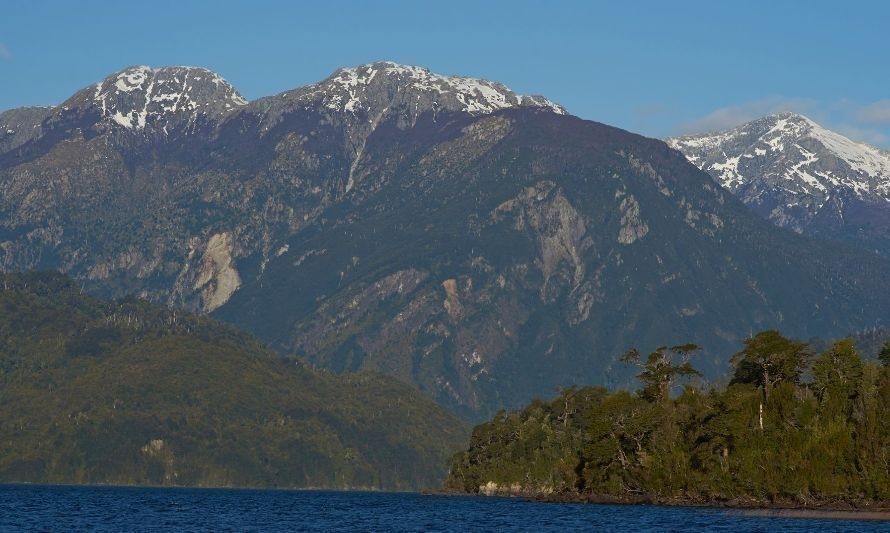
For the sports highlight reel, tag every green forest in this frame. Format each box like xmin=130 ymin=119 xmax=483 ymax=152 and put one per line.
xmin=0 ymin=272 xmax=468 ymax=490
xmin=447 ymin=332 xmax=890 ymax=507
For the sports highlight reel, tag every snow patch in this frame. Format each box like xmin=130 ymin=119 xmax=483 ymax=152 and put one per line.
xmin=92 ymin=66 xmax=247 ymax=132
xmin=316 ymin=61 xmax=566 ymax=116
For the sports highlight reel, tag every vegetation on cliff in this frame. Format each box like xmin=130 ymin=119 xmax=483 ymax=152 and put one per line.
xmin=446 ymin=331 xmax=890 ymax=506
xmin=0 ymin=272 xmax=468 ymax=490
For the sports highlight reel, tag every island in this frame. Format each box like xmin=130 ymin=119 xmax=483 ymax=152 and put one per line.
xmin=446 ymin=333 xmax=890 ymax=511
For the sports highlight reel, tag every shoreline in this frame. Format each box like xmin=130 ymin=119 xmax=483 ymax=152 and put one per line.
xmin=533 ymin=492 xmax=890 ymax=519
xmin=526 ymin=494 xmax=890 ymax=518
xmin=728 ymin=508 xmax=890 ymax=521
xmin=424 ymin=489 xmax=890 ymax=520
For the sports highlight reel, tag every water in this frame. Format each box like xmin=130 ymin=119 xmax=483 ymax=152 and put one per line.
xmin=0 ymin=485 xmax=884 ymax=532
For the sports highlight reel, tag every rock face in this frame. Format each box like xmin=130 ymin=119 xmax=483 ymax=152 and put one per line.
xmin=0 ymin=107 xmax=53 ymax=153
xmin=2 ymin=64 xmax=890 ymax=418
xmin=667 ymin=113 xmax=890 ymax=255
xmin=193 ymin=232 xmax=241 ymax=312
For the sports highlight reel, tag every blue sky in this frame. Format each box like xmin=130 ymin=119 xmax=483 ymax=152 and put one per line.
xmin=2 ymin=0 xmax=890 ymax=146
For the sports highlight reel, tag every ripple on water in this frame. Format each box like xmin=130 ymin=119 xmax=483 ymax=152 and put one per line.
xmin=0 ymin=485 xmax=885 ymax=532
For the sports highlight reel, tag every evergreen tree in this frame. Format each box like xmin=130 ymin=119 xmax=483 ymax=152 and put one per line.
xmin=621 ymin=344 xmax=701 ymax=403
xmin=880 ymin=341 xmax=890 ymax=368
xmin=812 ymin=339 xmax=864 ymax=416
xmin=730 ymin=330 xmax=809 ymax=401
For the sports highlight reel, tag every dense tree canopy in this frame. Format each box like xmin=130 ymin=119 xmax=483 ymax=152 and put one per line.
xmin=447 ymin=333 xmax=890 ymax=507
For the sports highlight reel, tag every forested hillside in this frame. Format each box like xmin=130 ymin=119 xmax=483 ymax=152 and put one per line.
xmin=0 ymin=272 xmax=468 ymax=490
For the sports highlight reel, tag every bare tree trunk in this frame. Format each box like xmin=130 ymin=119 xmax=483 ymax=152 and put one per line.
xmin=763 ymin=368 xmax=770 ymax=401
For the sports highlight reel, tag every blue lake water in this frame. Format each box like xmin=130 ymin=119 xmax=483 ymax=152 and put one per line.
xmin=0 ymin=484 xmax=884 ymax=532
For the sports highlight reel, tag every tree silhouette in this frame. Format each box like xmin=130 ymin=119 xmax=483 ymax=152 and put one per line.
xmin=621 ymin=344 xmax=701 ymax=403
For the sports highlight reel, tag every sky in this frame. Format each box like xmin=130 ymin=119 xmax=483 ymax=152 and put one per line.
xmin=2 ymin=0 xmax=890 ymax=146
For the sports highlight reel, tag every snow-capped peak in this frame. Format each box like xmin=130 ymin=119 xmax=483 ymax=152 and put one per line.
xmin=668 ymin=112 xmax=890 ymax=198
xmin=795 ymin=115 xmax=890 ymax=180
xmin=666 ymin=112 xmax=890 ymax=235
xmin=75 ymin=65 xmax=247 ymax=132
xmin=301 ymin=61 xmax=566 ymax=116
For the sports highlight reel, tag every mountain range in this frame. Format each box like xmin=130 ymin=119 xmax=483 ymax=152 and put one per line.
xmin=2 ymin=62 xmax=889 ymax=418
xmin=668 ymin=113 xmax=890 ymax=256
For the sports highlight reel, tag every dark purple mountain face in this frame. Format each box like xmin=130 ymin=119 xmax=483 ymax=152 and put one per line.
xmin=668 ymin=112 xmax=890 ymax=256
xmin=2 ymin=63 xmax=889 ymax=418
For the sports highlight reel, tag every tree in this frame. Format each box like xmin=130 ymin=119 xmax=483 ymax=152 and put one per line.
xmin=879 ymin=341 xmax=890 ymax=368
xmin=621 ymin=344 xmax=701 ymax=403
xmin=812 ymin=339 xmax=863 ymax=408
xmin=730 ymin=330 xmax=809 ymax=402
xmin=555 ymin=386 xmax=580 ymax=428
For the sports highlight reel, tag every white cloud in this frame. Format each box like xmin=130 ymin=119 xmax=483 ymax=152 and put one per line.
xmin=855 ymin=99 xmax=890 ymax=124
xmin=831 ymin=124 xmax=890 ymax=147
xmin=0 ymin=43 xmax=10 ymax=60
xmin=676 ymin=97 xmax=817 ymax=135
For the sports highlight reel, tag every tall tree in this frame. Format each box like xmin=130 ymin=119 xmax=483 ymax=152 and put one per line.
xmin=812 ymin=339 xmax=864 ymax=416
xmin=621 ymin=344 xmax=701 ymax=403
xmin=730 ymin=330 xmax=809 ymax=401
xmin=879 ymin=341 xmax=890 ymax=368
xmin=730 ymin=330 xmax=809 ymax=430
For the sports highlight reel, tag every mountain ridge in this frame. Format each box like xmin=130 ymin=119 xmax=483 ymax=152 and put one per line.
xmin=667 ymin=112 xmax=890 ymax=255
xmin=2 ymin=63 xmax=889 ymax=417
xmin=1 ymin=61 xmax=565 ymax=140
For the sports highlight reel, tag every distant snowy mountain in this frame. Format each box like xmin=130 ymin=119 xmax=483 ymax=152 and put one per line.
xmin=667 ymin=113 xmax=890 ymax=255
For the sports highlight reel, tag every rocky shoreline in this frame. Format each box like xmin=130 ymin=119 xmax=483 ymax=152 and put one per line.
xmin=535 ymin=492 xmax=890 ymax=519
xmin=425 ymin=489 xmax=890 ymax=520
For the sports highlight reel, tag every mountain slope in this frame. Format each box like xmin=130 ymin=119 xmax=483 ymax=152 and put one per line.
xmin=0 ymin=272 xmax=468 ymax=489
xmin=0 ymin=61 xmax=564 ymax=312
xmin=215 ymin=107 xmax=890 ymax=417
xmin=1 ymin=64 xmax=890 ymax=419
xmin=0 ymin=106 xmax=53 ymax=153
xmin=667 ymin=113 xmax=890 ymax=255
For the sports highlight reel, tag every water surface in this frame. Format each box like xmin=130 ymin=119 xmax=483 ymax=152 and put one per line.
xmin=0 ymin=485 xmax=883 ymax=531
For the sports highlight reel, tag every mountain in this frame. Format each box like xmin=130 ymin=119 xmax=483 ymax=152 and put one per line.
xmin=0 ymin=61 xmax=564 ymax=312
xmin=667 ymin=113 xmax=890 ymax=255
xmin=2 ymin=63 xmax=890 ymax=419
xmin=0 ymin=272 xmax=468 ymax=489
xmin=1 ymin=66 xmax=246 ymax=161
